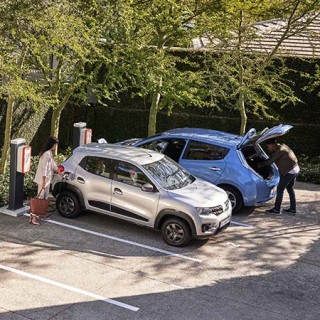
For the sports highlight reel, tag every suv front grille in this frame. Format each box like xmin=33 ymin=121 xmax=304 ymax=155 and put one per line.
xmin=210 ymin=205 xmax=223 ymax=216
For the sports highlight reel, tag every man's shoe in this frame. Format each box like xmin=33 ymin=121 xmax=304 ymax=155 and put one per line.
xmin=282 ymin=208 xmax=296 ymax=215
xmin=265 ymin=208 xmax=281 ymax=215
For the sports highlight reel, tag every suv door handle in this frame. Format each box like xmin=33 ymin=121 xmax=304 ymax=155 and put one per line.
xmin=77 ymin=177 xmax=85 ymax=184
xmin=113 ymin=188 xmax=123 ymax=195
xmin=209 ymin=167 xmax=221 ymax=171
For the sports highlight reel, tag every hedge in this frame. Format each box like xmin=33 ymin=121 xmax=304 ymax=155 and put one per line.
xmin=53 ymin=105 xmax=320 ymax=158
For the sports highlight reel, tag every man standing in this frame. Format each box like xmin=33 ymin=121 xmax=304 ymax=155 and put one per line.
xmin=260 ymin=138 xmax=299 ymax=215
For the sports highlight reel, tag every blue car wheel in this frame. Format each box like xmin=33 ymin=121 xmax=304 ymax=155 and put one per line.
xmin=220 ymin=185 xmax=243 ymax=213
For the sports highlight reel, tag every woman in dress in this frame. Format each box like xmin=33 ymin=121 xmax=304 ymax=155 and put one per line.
xmin=32 ymin=136 xmax=62 ymax=224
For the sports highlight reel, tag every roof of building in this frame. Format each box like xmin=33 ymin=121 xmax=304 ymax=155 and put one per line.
xmin=192 ymin=15 xmax=320 ymax=58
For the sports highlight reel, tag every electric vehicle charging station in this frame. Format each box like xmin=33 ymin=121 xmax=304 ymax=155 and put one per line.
xmin=0 ymin=138 xmax=31 ymax=217
xmin=72 ymin=122 xmax=92 ymax=150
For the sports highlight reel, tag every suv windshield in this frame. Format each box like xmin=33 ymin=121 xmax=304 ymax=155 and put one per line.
xmin=143 ymin=156 xmax=194 ymax=190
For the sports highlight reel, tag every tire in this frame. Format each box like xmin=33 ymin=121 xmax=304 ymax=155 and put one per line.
xmin=161 ymin=218 xmax=192 ymax=247
xmin=220 ymin=185 xmax=243 ymax=213
xmin=56 ymin=191 xmax=81 ymax=218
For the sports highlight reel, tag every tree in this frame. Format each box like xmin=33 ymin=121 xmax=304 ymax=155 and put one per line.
xmin=0 ymin=0 xmax=48 ymax=173
xmin=123 ymin=0 xmax=222 ymax=136
xmin=200 ymin=0 xmax=320 ymax=134
xmin=26 ymin=0 xmax=113 ymax=143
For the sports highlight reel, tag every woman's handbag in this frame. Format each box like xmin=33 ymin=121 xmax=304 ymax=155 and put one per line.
xmin=30 ymin=189 xmax=49 ymax=216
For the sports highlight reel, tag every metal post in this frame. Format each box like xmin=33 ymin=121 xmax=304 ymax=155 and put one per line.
xmin=73 ymin=122 xmax=86 ymax=150
xmin=0 ymin=138 xmax=30 ymax=217
xmin=8 ymin=139 xmax=25 ymax=210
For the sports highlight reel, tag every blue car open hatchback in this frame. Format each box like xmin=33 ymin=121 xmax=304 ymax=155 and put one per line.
xmin=119 ymin=124 xmax=293 ymax=212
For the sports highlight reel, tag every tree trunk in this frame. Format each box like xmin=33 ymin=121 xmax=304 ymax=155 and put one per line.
xmin=50 ymin=108 xmax=62 ymax=138
xmin=239 ymin=90 xmax=247 ymax=135
xmin=0 ymin=49 xmax=27 ymax=174
xmin=238 ymin=61 xmax=247 ymax=135
xmin=0 ymin=97 xmax=15 ymax=174
xmin=237 ymin=9 xmax=247 ymax=136
xmin=50 ymin=91 xmax=74 ymax=155
xmin=148 ymin=76 xmax=162 ymax=136
xmin=50 ymin=107 xmax=63 ymax=156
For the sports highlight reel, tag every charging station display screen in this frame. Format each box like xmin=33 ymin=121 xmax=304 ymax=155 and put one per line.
xmin=84 ymin=128 xmax=92 ymax=144
xmin=17 ymin=146 xmax=32 ymax=173
xmin=79 ymin=128 xmax=92 ymax=146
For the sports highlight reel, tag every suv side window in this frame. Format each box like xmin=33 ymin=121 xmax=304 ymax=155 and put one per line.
xmin=114 ymin=161 xmax=151 ymax=188
xmin=183 ymin=141 xmax=229 ymax=160
xmin=80 ymin=156 xmax=113 ymax=178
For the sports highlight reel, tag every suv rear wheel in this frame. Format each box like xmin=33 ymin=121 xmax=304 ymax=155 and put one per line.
xmin=220 ymin=185 xmax=243 ymax=213
xmin=161 ymin=218 xmax=192 ymax=247
xmin=56 ymin=191 xmax=81 ymax=218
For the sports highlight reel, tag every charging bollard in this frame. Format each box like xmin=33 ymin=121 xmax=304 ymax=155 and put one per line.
xmin=73 ymin=122 xmax=92 ymax=150
xmin=73 ymin=122 xmax=86 ymax=150
xmin=0 ymin=138 xmax=31 ymax=217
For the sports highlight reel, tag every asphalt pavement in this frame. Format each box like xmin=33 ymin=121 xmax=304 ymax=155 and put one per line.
xmin=0 ymin=181 xmax=319 ymax=320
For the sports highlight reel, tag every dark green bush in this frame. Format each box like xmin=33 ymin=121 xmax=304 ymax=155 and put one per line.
xmin=56 ymin=105 xmax=320 ymax=158
xmin=0 ymin=166 xmax=10 ymax=207
xmin=298 ymin=155 xmax=320 ymax=185
xmin=0 ymin=149 xmax=71 ymax=207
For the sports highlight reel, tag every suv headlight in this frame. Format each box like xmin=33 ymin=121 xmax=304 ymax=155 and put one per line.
xmin=196 ymin=205 xmax=224 ymax=216
xmin=196 ymin=207 xmax=212 ymax=215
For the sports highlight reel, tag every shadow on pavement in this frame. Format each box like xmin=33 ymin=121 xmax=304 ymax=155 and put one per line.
xmin=1 ymin=234 xmax=320 ymax=320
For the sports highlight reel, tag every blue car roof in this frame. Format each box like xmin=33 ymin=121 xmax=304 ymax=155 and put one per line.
xmin=162 ymin=128 xmax=242 ymax=147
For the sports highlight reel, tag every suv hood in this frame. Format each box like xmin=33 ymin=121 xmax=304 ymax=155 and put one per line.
xmin=238 ymin=124 xmax=293 ymax=149
xmin=167 ymin=178 xmax=228 ymax=208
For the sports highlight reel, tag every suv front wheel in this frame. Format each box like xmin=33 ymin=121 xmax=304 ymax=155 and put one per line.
xmin=161 ymin=218 xmax=192 ymax=247
xmin=56 ymin=191 xmax=81 ymax=218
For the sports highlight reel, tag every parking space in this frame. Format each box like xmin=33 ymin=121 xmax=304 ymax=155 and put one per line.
xmin=1 ymin=181 xmax=320 ymax=320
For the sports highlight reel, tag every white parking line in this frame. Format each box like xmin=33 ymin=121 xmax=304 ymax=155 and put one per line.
xmin=230 ymin=220 xmax=254 ymax=228
xmin=26 ymin=216 xmax=202 ymax=263
xmin=88 ymin=250 xmax=124 ymax=259
xmin=0 ymin=264 xmax=139 ymax=312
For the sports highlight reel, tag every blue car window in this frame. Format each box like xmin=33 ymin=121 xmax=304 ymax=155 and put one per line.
xmin=183 ymin=141 xmax=229 ymax=160
xmin=141 ymin=139 xmax=187 ymax=163
xmin=141 ymin=140 xmax=168 ymax=153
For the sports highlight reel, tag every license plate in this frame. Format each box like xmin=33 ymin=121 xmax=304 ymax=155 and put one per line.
xmin=220 ymin=217 xmax=230 ymax=228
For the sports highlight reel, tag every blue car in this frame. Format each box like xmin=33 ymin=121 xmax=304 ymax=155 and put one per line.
xmin=119 ymin=124 xmax=293 ymax=212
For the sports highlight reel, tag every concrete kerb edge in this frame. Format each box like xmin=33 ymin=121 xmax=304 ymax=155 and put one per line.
xmin=0 ymin=205 xmax=30 ymax=217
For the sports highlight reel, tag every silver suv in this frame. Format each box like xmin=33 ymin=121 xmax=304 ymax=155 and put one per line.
xmin=52 ymin=144 xmax=232 ymax=246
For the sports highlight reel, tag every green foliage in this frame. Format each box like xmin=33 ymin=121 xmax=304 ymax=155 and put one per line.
xmin=0 ymin=0 xmax=49 ymax=104
xmin=118 ymin=0 xmax=223 ymax=135
xmin=203 ymin=53 xmax=300 ymax=120
xmin=199 ymin=0 xmax=320 ymax=134
xmin=298 ymin=155 xmax=320 ymax=185
xmin=0 ymin=0 xmax=55 ymax=172
xmin=0 ymin=167 xmax=10 ymax=207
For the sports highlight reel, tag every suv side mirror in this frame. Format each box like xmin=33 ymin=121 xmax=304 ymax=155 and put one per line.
xmin=141 ymin=183 xmax=154 ymax=192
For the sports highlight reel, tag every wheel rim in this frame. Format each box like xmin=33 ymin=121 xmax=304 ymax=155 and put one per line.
xmin=226 ymin=191 xmax=237 ymax=209
xmin=59 ymin=196 xmax=75 ymax=215
xmin=165 ymin=223 xmax=185 ymax=244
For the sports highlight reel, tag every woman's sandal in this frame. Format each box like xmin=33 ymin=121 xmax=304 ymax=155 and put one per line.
xmin=29 ymin=213 xmax=40 ymax=225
